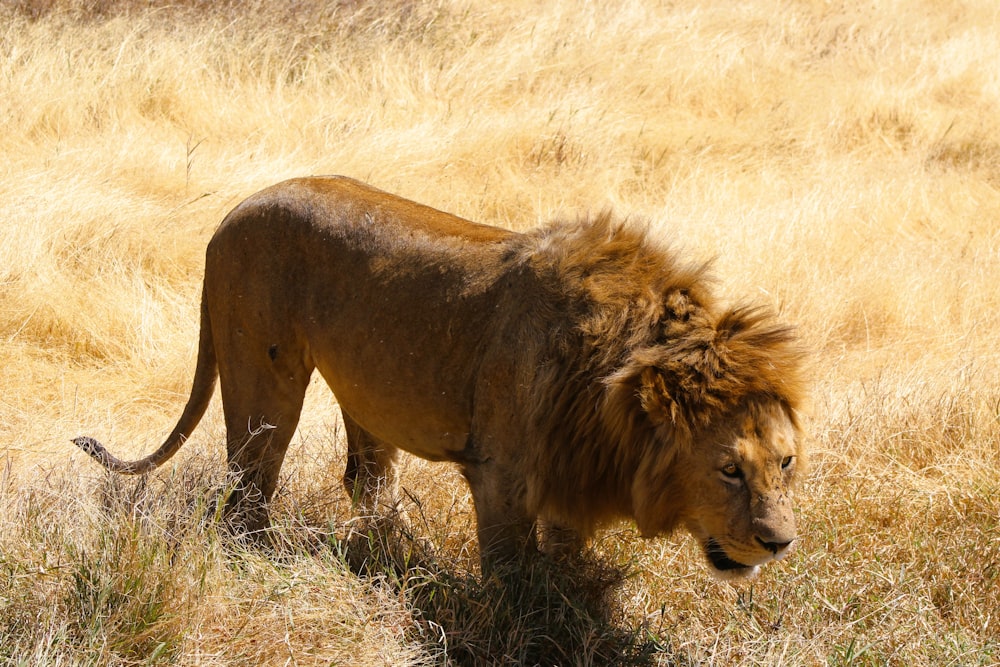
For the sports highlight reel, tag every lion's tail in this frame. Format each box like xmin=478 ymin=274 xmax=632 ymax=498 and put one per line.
xmin=72 ymin=284 xmax=217 ymax=474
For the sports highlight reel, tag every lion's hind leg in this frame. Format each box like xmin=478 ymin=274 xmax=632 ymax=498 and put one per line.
xmin=341 ymin=413 xmax=404 ymax=522
xmin=340 ymin=413 xmax=428 ymax=572
xmin=216 ymin=339 xmax=313 ymax=538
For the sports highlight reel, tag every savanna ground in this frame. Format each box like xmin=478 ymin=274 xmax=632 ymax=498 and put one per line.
xmin=1 ymin=0 xmax=998 ymax=664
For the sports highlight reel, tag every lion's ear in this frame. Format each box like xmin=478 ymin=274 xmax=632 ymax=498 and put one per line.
xmin=638 ymin=367 xmax=682 ymax=427
xmin=605 ymin=359 xmax=692 ymax=432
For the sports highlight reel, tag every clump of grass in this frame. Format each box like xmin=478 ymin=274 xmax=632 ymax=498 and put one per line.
xmin=0 ymin=459 xmax=216 ymax=664
xmin=0 ymin=455 xmax=436 ymax=665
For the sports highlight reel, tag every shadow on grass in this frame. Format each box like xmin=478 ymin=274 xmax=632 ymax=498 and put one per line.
xmin=329 ymin=520 xmax=684 ymax=666
xmin=84 ymin=467 xmax=687 ymax=665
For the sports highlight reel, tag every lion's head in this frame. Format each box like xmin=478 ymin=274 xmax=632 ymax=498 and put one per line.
xmin=516 ymin=216 xmax=807 ymax=578
xmin=656 ymin=398 xmax=802 ymax=579
xmin=619 ymin=306 xmax=806 ymax=579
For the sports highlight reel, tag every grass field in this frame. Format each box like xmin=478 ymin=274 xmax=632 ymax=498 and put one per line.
xmin=1 ymin=0 xmax=998 ymax=664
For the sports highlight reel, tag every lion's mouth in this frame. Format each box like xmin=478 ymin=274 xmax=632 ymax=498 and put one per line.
xmin=705 ymin=539 xmax=752 ymax=572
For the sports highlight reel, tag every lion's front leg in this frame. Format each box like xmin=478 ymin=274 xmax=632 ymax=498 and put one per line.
xmin=463 ymin=459 xmax=537 ymax=574
xmin=537 ymin=520 xmax=586 ymax=561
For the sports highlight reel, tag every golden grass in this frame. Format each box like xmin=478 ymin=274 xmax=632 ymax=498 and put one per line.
xmin=1 ymin=0 xmax=998 ymax=663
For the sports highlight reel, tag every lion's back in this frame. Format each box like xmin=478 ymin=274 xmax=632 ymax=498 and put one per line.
xmin=219 ymin=176 xmax=512 ymax=247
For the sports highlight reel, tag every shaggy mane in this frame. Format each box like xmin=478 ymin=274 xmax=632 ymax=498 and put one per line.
xmin=514 ymin=213 xmax=806 ymax=533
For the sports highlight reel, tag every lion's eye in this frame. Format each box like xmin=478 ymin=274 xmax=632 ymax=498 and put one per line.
xmin=781 ymin=456 xmax=794 ymax=469
xmin=721 ymin=463 xmax=743 ymax=479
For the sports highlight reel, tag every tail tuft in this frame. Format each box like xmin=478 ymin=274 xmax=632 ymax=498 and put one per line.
xmin=72 ymin=436 xmax=112 ymax=465
xmin=73 ymin=436 xmax=102 ymax=455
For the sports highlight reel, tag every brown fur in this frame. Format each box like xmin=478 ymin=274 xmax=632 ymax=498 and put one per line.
xmin=74 ymin=176 xmax=806 ymax=577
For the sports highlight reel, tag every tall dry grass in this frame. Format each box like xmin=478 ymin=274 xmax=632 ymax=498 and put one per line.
xmin=1 ymin=0 xmax=998 ymax=664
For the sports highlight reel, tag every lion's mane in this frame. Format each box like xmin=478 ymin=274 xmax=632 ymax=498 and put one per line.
xmin=510 ymin=213 xmax=806 ymax=536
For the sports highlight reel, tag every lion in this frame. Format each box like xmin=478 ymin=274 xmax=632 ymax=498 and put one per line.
xmin=74 ymin=176 xmax=806 ymax=578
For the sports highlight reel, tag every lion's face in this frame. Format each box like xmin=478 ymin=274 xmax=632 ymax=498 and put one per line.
xmin=678 ymin=400 xmax=802 ymax=579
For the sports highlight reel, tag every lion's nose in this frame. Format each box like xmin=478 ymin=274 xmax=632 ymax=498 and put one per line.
xmin=756 ymin=536 xmax=793 ymax=555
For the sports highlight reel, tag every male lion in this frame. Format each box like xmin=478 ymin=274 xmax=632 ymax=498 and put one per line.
xmin=74 ymin=176 xmax=806 ymax=578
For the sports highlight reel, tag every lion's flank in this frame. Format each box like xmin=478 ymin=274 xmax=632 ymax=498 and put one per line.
xmin=514 ymin=213 xmax=805 ymax=531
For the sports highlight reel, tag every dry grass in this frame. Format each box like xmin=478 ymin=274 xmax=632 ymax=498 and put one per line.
xmin=1 ymin=0 xmax=998 ymax=664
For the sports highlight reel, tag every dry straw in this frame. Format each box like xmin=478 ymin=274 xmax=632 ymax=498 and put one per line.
xmin=1 ymin=0 xmax=998 ymax=663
